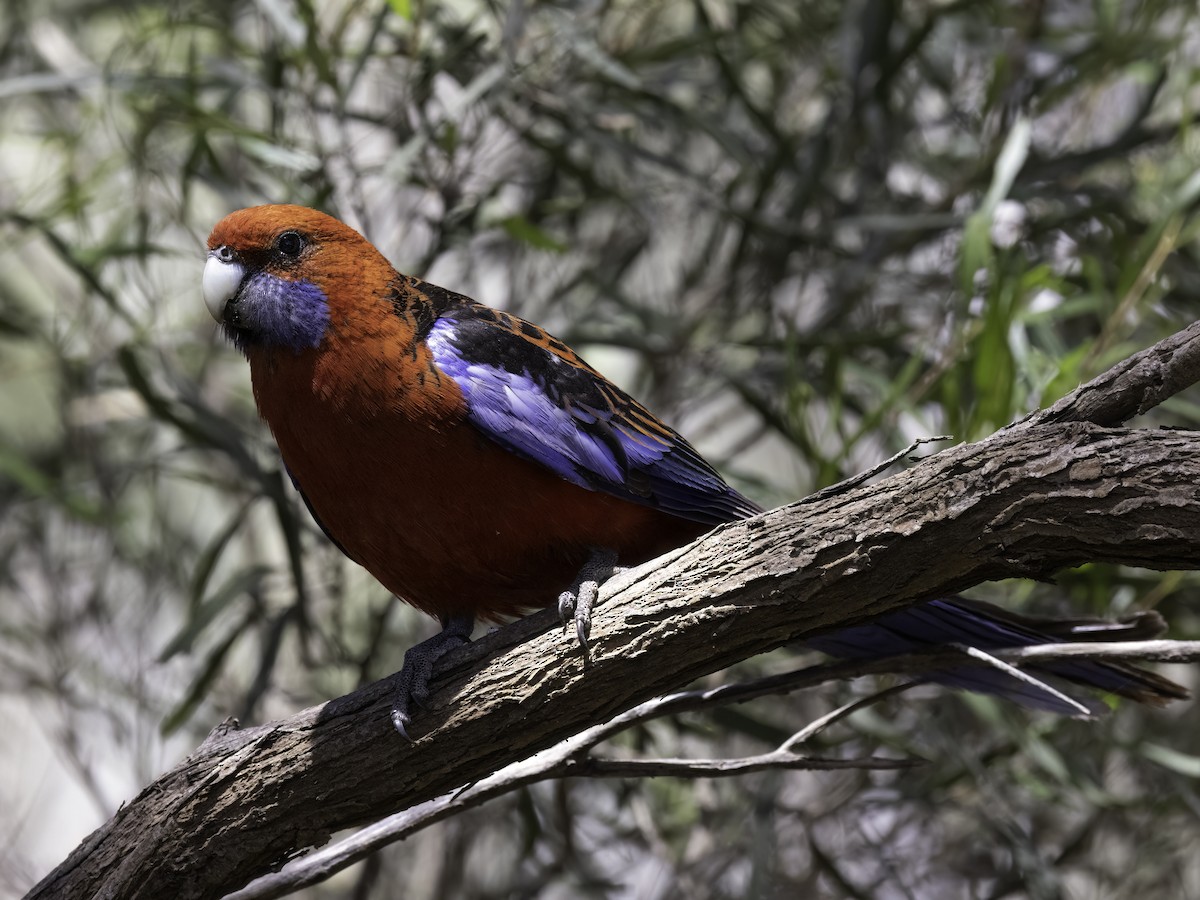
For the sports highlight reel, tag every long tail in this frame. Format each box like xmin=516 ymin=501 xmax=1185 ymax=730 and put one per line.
xmin=805 ymin=596 xmax=1188 ymax=715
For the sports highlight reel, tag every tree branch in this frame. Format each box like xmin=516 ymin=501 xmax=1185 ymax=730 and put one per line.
xmin=230 ymin=634 xmax=1200 ymax=900
xmin=31 ymin=321 xmax=1200 ymax=900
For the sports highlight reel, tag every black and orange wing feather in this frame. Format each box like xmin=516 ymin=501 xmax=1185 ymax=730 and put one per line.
xmin=421 ymin=299 xmax=762 ymax=527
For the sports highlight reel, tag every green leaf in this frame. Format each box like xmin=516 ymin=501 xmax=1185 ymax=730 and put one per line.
xmin=499 ymin=215 xmax=568 ymax=253
xmin=159 ymin=565 xmax=270 ymax=661
xmin=981 ymin=118 xmax=1031 ymax=214
xmin=0 ymin=441 xmax=102 ymax=522
xmin=1141 ymin=743 xmax=1200 ymax=779
xmin=189 ymin=499 xmax=257 ymax=609
xmin=1023 ymin=734 xmax=1071 ymax=784
xmin=160 ymin=618 xmax=249 ymax=736
xmin=958 ymin=212 xmax=993 ymax=295
xmin=958 ymin=118 xmax=1031 ymax=292
xmin=971 ymin=274 xmax=1018 ymax=432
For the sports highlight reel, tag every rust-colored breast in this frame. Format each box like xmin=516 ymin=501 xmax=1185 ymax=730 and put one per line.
xmin=249 ymin=325 xmax=701 ymax=623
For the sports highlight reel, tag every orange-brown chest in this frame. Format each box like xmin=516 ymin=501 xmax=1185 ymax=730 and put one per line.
xmin=247 ymin=338 xmax=701 ymax=621
xmin=248 ymin=336 xmax=469 ymax=581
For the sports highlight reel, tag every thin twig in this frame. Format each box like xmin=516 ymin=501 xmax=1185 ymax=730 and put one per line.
xmin=956 ymin=645 xmax=1093 ymax=717
xmin=993 ymin=639 xmax=1200 ymax=665
xmin=783 ymin=682 xmax=922 ymax=750
xmin=800 ymin=435 xmax=954 ymax=504
xmin=567 ymin=754 xmax=920 ymax=777
xmin=224 ymin=636 xmax=1200 ymax=899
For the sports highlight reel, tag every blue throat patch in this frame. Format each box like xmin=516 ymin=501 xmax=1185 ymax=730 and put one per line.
xmin=226 ymin=273 xmax=330 ymax=353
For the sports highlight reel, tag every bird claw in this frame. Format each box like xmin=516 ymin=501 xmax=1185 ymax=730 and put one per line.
xmin=558 ymin=548 xmax=624 ymax=655
xmin=557 ymin=589 xmax=577 ymax=629
xmin=391 ymin=614 xmax=474 ymax=739
xmin=575 ymin=607 xmax=591 ymax=648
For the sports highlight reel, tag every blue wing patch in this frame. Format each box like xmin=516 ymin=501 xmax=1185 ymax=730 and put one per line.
xmin=425 ymin=313 xmax=761 ymax=526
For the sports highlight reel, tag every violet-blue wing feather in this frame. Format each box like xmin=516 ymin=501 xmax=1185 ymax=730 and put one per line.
xmin=426 ymin=316 xmax=760 ymax=524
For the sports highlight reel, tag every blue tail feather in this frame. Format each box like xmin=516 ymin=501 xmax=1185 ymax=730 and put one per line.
xmin=806 ymin=597 xmax=1186 ymax=715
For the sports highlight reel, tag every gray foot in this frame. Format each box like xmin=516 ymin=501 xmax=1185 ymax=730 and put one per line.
xmin=391 ymin=614 xmax=474 ymax=739
xmin=557 ymin=547 xmax=626 ymax=653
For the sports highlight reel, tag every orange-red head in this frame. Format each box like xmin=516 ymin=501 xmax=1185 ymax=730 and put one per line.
xmin=203 ymin=205 xmax=395 ymax=353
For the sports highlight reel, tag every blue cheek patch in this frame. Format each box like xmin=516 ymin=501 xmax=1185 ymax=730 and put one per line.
xmin=229 ymin=273 xmax=330 ymax=352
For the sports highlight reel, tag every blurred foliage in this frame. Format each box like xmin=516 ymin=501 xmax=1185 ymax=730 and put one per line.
xmin=2 ymin=0 xmax=1200 ymax=897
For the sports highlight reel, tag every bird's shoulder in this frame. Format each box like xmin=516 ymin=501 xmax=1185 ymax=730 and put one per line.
xmin=394 ymin=275 xmax=601 ymax=383
xmin=385 ymin=274 xmax=477 ymax=346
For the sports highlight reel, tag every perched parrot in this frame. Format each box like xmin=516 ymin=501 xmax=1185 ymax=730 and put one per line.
xmin=202 ymin=205 xmax=1186 ymax=735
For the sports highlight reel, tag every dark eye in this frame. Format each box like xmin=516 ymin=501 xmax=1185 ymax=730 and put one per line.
xmin=276 ymin=231 xmax=304 ymax=257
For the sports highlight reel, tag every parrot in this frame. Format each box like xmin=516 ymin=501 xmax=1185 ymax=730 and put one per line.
xmin=201 ymin=204 xmax=1186 ymax=735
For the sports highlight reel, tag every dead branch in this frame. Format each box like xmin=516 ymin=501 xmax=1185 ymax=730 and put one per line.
xmin=29 ymin=320 xmax=1200 ymax=900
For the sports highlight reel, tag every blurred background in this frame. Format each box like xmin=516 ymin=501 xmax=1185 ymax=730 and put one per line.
xmin=2 ymin=0 xmax=1200 ymax=897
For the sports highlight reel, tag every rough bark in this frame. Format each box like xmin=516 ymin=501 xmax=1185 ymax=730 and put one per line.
xmin=31 ymin=320 xmax=1200 ymax=900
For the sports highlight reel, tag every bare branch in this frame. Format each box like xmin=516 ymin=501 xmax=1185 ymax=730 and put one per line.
xmin=955 ymin=645 xmax=1093 ymax=716
xmin=782 ymin=683 xmax=923 ymax=749
xmin=30 ymin=321 xmax=1200 ymax=900
xmin=802 ymin=435 xmax=954 ymax=503
xmin=1026 ymin=318 xmax=1200 ymax=429
xmin=991 ymin=639 xmax=1200 ymax=665
xmin=564 ymin=754 xmax=920 ymax=778
xmin=228 ymin=670 xmax=928 ymax=899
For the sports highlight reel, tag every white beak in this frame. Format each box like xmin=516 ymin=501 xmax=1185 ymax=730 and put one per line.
xmin=202 ymin=254 xmax=245 ymax=322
